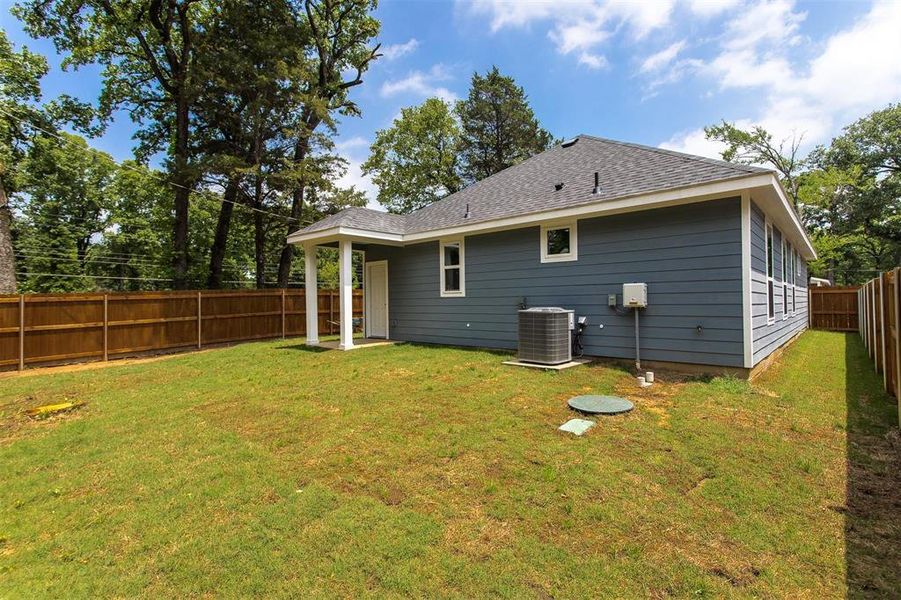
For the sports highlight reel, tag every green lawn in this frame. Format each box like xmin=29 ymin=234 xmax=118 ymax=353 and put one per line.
xmin=1 ymin=331 xmax=898 ymax=597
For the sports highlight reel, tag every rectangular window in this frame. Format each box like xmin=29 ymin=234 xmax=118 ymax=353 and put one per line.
xmin=540 ymin=222 xmax=578 ymax=262
xmin=789 ymin=246 xmax=796 ymax=315
xmin=439 ymin=239 xmax=465 ymax=297
xmin=781 ymin=238 xmax=788 ymax=320
xmin=766 ymin=222 xmax=775 ymax=322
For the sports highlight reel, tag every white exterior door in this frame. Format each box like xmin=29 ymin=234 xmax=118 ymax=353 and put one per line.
xmin=365 ymin=261 xmax=389 ymax=338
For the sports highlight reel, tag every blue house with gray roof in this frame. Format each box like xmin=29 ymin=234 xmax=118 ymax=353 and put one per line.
xmin=288 ymin=135 xmax=815 ymax=374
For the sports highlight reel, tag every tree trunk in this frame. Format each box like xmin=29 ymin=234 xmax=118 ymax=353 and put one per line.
xmin=207 ymin=176 xmax=240 ymax=288
xmin=275 ymin=186 xmax=300 ymax=287
xmin=0 ymin=179 xmax=17 ymax=293
xmin=276 ymin=126 xmax=319 ymax=287
xmin=253 ymin=175 xmax=265 ymax=289
xmin=172 ymin=94 xmax=191 ymax=289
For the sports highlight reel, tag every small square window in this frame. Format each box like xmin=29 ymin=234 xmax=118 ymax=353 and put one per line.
xmin=540 ymin=222 xmax=578 ymax=263
xmin=546 ymin=228 xmax=571 ymax=255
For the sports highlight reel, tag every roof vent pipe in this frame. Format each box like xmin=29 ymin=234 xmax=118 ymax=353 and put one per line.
xmin=593 ymin=171 xmax=600 ymax=194
xmin=464 ymin=203 xmax=471 ymax=219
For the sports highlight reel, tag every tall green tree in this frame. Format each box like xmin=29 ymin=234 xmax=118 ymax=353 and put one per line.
xmin=456 ymin=66 xmax=553 ymax=183
xmin=16 ymin=0 xmax=212 ymax=288
xmin=0 ymin=30 xmax=90 ymax=292
xmin=708 ymin=104 xmax=901 ymax=284
xmin=704 ymin=121 xmax=805 ymax=205
xmin=273 ymin=0 xmax=381 ymax=288
xmin=15 ymin=133 xmax=116 ymax=292
xmin=363 ymin=98 xmax=462 ymax=214
xmin=809 ymin=104 xmax=901 ymax=276
xmin=91 ymin=161 xmax=173 ymax=290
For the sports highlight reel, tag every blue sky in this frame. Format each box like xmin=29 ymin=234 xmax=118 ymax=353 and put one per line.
xmin=3 ymin=0 xmax=900 ymax=210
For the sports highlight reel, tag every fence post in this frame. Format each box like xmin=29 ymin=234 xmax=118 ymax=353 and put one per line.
xmin=281 ymin=288 xmax=286 ymax=339
xmin=197 ymin=291 xmax=202 ymax=349
xmin=329 ymin=290 xmax=334 ymax=335
xmin=18 ymin=294 xmax=24 ymax=371
xmin=895 ymin=267 xmax=901 ymax=423
xmin=867 ymin=279 xmax=878 ymax=360
xmin=881 ymin=274 xmax=888 ymax=390
xmin=103 ymin=294 xmax=109 ymax=361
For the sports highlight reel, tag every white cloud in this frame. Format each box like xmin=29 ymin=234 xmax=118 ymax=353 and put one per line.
xmin=550 ymin=20 xmax=610 ymax=55
xmin=661 ymin=0 xmax=901 ymax=158
xmin=333 ymin=137 xmax=381 ymax=210
xmin=579 ymin=52 xmax=609 ymax=70
xmin=640 ymin=40 xmax=686 ymax=73
xmin=380 ymin=64 xmax=458 ymax=103
xmin=798 ymin=0 xmax=901 ymax=116
xmin=687 ymin=0 xmax=741 ymax=18
xmin=659 ymin=127 xmax=730 ymax=159
xmin=380 ymin=38 xmax=419 ymax=61
xmin=334 ymin=136 xmax=370 ymax=153
xmin=465 ymin=0 xmax=674 ymax=67
xmin=721 ymin=0 xmax=805 ymax=51
xmin=466 ymin=0 xmax=557 ymax=31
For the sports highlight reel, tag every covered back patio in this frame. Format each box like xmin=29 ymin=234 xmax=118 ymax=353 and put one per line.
xmin=294 ymin=230 xmax=400 ymax=351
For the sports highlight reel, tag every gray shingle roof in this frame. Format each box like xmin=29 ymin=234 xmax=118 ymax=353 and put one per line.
xmin=293 ymin=135 xmax=770 ymax=237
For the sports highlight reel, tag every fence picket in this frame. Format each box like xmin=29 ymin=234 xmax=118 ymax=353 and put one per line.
xmin=852 ymin=269 xmax=901 ymax=426
xmin=0 ymin=288 xmax=363 ymax=370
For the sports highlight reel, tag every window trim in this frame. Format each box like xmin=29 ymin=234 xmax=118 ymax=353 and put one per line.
xmin=781 ymin=236 xmax=789 ymax=321
xmin=765 ymin=219 xmax=775 ymax=325
xmin=788 ymin=245 xmax=796 ymax=317
xmin=540 ymin=221 xmax=578 ymax=263
xmin=439 ymin=238 xmax=465 ymax=298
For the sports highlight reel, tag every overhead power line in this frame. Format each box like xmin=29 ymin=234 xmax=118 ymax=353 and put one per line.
xmin=17 ymin=271 xmax=307 ymax=286
xmin=0 ymin=105 xmax=321 ymax=227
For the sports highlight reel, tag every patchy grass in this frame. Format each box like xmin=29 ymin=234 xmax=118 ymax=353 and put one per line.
xmin=0 ymin=331 xmax=897 ymax=597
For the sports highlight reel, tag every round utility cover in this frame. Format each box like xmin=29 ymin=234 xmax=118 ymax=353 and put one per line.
xmin=568 ymin=395 xmax=634 ymax=415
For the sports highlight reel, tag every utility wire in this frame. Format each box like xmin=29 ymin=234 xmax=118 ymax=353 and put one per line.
xmin=17 ymin=271 xmax=307 ymax=286
xmin=0 ymin=105 xmax=321 ymax=227
xmin=15 ymin=250 xmax=295 ymax=276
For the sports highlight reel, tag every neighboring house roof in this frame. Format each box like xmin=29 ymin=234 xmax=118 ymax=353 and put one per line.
xmin=289 ymin=134 xmax=815 ymax=258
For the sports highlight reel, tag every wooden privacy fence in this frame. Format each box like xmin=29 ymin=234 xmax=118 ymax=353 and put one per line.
xmin=0 ymin=289 xmax=363 ymax=371
xmin=858 ymin=268 xmax=900 ymax=420
xmin=809 ymin=286 xmax=860 ymax=331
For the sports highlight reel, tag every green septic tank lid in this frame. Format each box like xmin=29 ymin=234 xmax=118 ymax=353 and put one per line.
xmin=568 ymin=395 xmax=634 ymax=415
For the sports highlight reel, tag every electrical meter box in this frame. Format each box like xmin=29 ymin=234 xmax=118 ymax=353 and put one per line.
xmin=622 ymin=283 xmax=648 ymax=307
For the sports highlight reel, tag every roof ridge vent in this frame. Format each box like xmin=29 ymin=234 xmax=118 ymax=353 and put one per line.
xmin=561 ymin=137 xmax=579 ymax=148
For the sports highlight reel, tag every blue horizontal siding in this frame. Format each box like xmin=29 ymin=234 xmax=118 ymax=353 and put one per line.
xmin=366 ymin=197 xmax=746 ymax=367
xmin=750 ymin=200 xmax=808 ymax=365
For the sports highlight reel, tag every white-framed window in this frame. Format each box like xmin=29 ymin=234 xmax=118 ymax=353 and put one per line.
xmin=540 ymin=221 xmax=578 ymax=263
xmin=766 ymin=220 xmax=775 ymax=323
xmin=439 ymin=238 xmax=465 ymax=297
xmin=781 ymin=237 xmax=788 ymax=320
xmin=789 ymin=245 xmax=796 ymax=316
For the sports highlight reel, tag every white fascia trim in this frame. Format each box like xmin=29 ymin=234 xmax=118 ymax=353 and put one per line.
xmin=287 ymin=174 xmax=816 ymax=258
xmin=766 ymin=173 xmax=816 ymax=260
xmin=287 ymin=226 xmax=404 ymax=246
xmin=740 ymin=192 xmax=753 ymax=368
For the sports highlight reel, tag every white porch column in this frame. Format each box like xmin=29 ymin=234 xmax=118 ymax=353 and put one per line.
xmin=338 ymin=239 xmax=354 ymax=350
xmin=304 ymin=244 xmax=319 ymax=345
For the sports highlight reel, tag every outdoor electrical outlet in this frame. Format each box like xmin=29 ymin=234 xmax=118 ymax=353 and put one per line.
xmin=608 ymin=294 xmax=617 ymax=307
